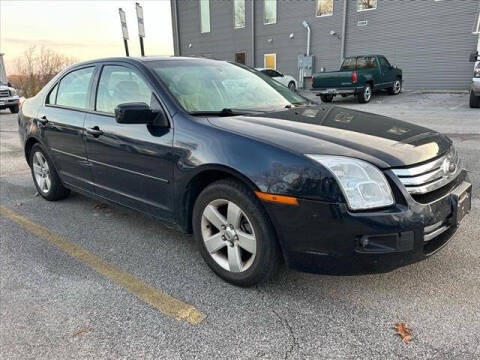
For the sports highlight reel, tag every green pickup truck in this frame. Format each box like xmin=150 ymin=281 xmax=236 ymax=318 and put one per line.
xmin=311 ymin=55 xmax=402 ymax=104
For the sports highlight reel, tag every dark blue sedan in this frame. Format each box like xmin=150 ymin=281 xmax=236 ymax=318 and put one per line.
xmin=18 ymin=57 xmax=471 ymax=286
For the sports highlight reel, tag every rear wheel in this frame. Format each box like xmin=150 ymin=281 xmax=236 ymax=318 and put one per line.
xmin=470 ymin=90 xmax=480 ymax=108
xmin=9 ymin=105 xmax=19 ymax=113
xmin=30 ymin=143 xmax=70 ymax=201
xmin=358 ymin=84 xmax=372 ymax=103
xmin=320 ymin=94 xmax=334 ymax=103
xmin=388 ymin=79 xmax=402 ymax=95
xmin=193 ymin=179 xmax=281 ymax=286
xmin=288 ymin=81 xmax=296 ymax=91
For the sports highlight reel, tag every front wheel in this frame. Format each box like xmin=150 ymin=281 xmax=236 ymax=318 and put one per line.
xmin=470 ymin=90 xmax=480 ymax=108
xmin=288 ymin=81 xmax=296 ymax=91
xmin=193 ymin=179 xmax=281 ymax=286
xmin=388 ymin=79 xmax=402 ymax=95
xmin=30 ymin=143 xmax=70 ymax=201
xmin=358 ymin=84 xmax=372 ymax=103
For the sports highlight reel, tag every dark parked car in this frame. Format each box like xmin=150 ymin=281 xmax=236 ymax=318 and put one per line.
xmin=312 ymin=55 xmax=402 ymax=103
xmin=18 ymin=57 xmax=471 ymax=286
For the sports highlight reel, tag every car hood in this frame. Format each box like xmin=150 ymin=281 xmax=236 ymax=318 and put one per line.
xmin=207 ymin=105 xmax=451 ymax=168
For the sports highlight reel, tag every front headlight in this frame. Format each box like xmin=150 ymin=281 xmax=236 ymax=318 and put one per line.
xmin=10 ymin=89 xmax=17 ymax=96
xmin=306 ymin=155 xmax=394 ymax=210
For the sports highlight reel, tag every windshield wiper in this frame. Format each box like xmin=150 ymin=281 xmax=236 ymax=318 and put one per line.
xmin=189 ymin=108 xmax=259 ymax=117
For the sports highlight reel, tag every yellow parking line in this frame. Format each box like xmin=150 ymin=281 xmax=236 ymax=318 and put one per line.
xmin=0 ymin=205 xmax=206 ymax=324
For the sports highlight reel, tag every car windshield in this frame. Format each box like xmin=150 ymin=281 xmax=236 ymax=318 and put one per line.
xmin=148 ymin=59 xmax=308 ymax=113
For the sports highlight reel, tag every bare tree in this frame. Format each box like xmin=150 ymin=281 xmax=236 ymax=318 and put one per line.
xmin=13 ymin=46 xmax=76 ymax=98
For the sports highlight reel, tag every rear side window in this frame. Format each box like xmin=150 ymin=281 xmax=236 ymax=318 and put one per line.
xmin=341 ymin=57 xmax=356 ymax=71
xmin=356 ymin=57 xmax=376 ymax=70
xmin=96 ymin=65 xmax=153 ymax=114
xmin=56 ymin=67 xmax=94 ymax=109
xmin=46 ymin=84 xmax=58 ymax=105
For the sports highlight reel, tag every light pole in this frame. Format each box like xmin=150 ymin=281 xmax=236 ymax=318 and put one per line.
xmin=119 ymin=8 xmax=129 ymax=56
xmin=136 ymin=3 xmax=145 ymax=56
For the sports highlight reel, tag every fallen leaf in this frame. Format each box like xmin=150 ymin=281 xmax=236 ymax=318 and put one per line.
xmin=72 ymin=327 xmax=93 ymax=337
xmin=394 ymin=322 xmax=412 ymax=344
xmin=15 ymin=202 xmax=23 ymax=207
xmin=33 ymin=191 xmax=39 ymax=197
xmin=93 ymin=203 xmax=108 ymax=210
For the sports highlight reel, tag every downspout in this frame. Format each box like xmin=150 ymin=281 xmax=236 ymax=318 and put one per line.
xmin=302 ymin=20 xmax=311 ymax=56
xmin=171 ymin=0 xmax=181 ymax=56
xmin=340 ymin=0 xmax=347 ymax=61
xmin=251 ymin=0 xmax=255 ymax=67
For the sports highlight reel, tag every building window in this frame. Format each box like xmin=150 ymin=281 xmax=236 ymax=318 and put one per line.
xmin=264 ymin=0 xmax=277 ymax=25
xmin=234 ymin=0 xmax=246 ymax=28
xmin=235 ymin=52 xmax=246 ymax=64
xmin=316 ymin=0 xmax=333 ymax=17
xmin=357 ymin=0 xmax=377 ymax=12
xmin=200 ymin=0 xmax=210 ymax=33
xmin=264 ymin=54 xmax=276 ymax=69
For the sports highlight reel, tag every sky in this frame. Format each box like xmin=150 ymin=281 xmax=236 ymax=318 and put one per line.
xmin=0 ymin=0 xmax=174 ymax=74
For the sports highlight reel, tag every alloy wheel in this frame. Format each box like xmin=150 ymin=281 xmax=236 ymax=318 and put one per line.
xmin=364 ymin=86 xmax=372 ymax=102
xmin=393 ymin=80 xmax=401 ymax=94
xmin=32 ymin=151 xmax=51 ymax=194
xmin=201 ymin=199 xmax=256 ymax=273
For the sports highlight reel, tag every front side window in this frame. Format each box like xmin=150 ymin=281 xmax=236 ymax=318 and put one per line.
xmin=264 ymin=0 xmax=277 ymax=25
xmin=316 ymin=0 xmax=333 ymax=17
xmin=378 ymin=56 xmax=391 ymax=68
xmin=96 ymin=65 xmax=153 ymax=113
xmin=234 ymin=0 xmax=245 ymax=28
xmin=56 ymin=67 xmax=94 ymax=109
xmin=358 ymin=0 xmax=377 ymax=11
xmin=200 ymin=0 xmax=210 ymax=33
xmin=150 ymin=60 xmax=307 ymax=113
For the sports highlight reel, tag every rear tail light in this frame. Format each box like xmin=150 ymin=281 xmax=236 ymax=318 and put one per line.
xmin=352 ymin=71 xmax=358 ymax=84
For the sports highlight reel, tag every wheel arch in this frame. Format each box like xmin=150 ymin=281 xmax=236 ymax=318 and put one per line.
xmin=24 ymin=136 xmax=40 ymax=165
xmin=180 ymin=165 xmax=260 ymax=234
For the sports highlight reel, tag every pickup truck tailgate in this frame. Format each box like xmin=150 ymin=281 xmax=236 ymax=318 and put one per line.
xmin=312 ymin=71 xmax=353 ymax=89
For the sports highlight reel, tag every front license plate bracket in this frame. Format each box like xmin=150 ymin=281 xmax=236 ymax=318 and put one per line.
xmin=451 ymin=182 xmax=472 ymax=226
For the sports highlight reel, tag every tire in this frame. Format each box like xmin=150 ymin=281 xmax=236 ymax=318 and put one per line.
xmin=193 ymin=179 xmax=281 ymax=286
xmin=358 ymin=84 xmax=372 ymax=103
xmin=288 ymin=81 xmax=296 ymax=91
xmin=470 ymin=90 xmax=480 ymax=108
xmin=388 ymin=79 xmax=402 ymax=95
xmin=29 ymin=143 xmax=70 ymax=201
xmin=9 ymin=105 xmax=19 ymax=113
xmin=320 ymin=94 xmax=334 ymax=103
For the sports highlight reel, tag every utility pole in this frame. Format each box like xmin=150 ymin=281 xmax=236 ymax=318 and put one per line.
xmin=136 ymin=3 xmax=145 ymax=56
xmin=119 ymin=8 xmax=130 ymax=56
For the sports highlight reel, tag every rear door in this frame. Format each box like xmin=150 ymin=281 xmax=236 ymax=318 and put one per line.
xmin=84 ymin=63 xmax=174 ymax=219
xmin=38 ymin=66 xmax=95 ymax=192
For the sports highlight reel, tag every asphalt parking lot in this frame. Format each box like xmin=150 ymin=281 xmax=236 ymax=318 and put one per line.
xmin=1 ymin=92 xmax=479 ymax=359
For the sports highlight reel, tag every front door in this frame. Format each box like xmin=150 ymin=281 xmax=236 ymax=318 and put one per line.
xmin=84 ymin=64 xmax=174 ymax=219
xmin=38 ymin=66 xmax=95 ymax=192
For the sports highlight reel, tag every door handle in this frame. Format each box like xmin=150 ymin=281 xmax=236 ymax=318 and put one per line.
xmin=38 ymin=116 xmax=48 ymax=125
xmin=87 ymin=126 xmax=104 ymax=137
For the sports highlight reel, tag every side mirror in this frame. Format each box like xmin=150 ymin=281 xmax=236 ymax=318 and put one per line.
xmin=470 ymin=51 xmax=479 ymax=62
xmin=7 ymin=82 xmax=12 ymax=87
xmin=114 ymin=102 xmax=168 ymax=127
xmin=393 ymin=64 xmax=398 ymax=69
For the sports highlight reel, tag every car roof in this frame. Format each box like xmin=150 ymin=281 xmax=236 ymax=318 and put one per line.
xmin=71 ymin=56 xmax=226 ymax=67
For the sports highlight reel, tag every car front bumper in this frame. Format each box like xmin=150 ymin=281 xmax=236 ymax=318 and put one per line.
xmin=0 ymin=95 xmax=20 ymax=108
xmin=263 ymin=170 xmax=471 ymax=275
xmin=471 ymin=78 xmax=480 ymax=96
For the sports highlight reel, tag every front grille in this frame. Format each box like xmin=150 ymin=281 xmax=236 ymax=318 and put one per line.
xmin=0 ymin=90 xmax=10 ymax=98
xmin=391 ymin=148 xmax=460 ymax=195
